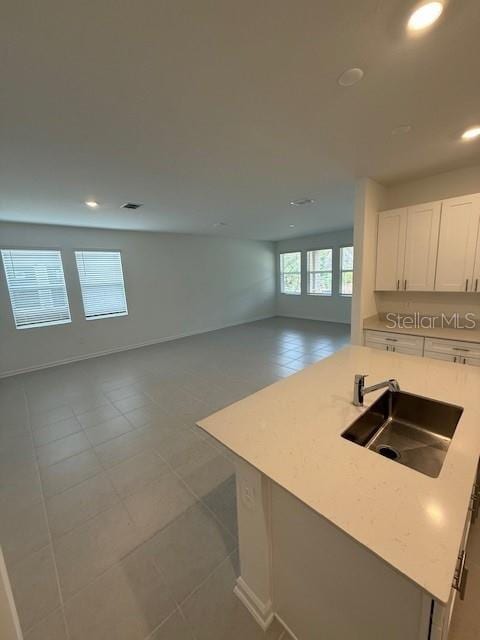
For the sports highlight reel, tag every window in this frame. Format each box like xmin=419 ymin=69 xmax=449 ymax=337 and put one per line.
xmin=340 ymin=246 xmax=354 ymax=296
xmin=75 ymin=251 xmax=128 ymax=319
xmin=1 ymin=249 xmax=71 ymax=329
xmin=279 ymin=252 xmax=301 ymax=295
xmin=307 ymin=249 xmax=332 ymax=296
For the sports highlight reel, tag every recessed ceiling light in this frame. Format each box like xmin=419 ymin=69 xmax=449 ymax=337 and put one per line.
xmin=461 ymin=126 xmax=480 ymax=141
xmin=407 ymin=2 xmax=443 ymax=32
xmin=289 ymin=224 xmax=296 ymax=228
xmin=392 ymin=124 xmax=412 ymax=135
xmin=213 ymin=222 xmax=227 ymax=228
xmin=337 ymin=68 xmax=364 ymax=87
xmin=85 ymin=200 xmax=99 ymax=208
xmin=289 ymin=198 xmax=315 ymax=206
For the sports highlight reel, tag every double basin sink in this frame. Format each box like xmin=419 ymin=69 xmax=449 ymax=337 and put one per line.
xmin=342 ymin=390 xmax=463 ymax=477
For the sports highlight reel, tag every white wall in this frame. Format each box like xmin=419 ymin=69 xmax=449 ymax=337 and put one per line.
xmin=275 ymin=228 xmax=353 ymax=324
xmin=0 ymin=222 xmax=275 ymax=376
xmin=350 ymin=178 xmax=386 ymax=344
xmin=384 ymin=164 xmax=480 ymax=209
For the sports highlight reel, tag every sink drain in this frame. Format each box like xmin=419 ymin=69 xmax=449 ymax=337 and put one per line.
xmin=376 ymin=444 xmax=401 ymax=461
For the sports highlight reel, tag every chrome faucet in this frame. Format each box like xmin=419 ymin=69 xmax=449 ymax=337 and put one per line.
xmin=353 ymin=374 xmax=400 ymax=406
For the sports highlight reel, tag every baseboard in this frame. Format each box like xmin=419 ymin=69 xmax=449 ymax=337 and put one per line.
xmin=0 ymin=314 xmax=274 ymax=378
xmin=274 ymin=613 xmax=299 ymax=640
xmin=234 ymin=576 xmax=274 ymax=631
xmin=276 ymin=313 xmax=351 ymax=325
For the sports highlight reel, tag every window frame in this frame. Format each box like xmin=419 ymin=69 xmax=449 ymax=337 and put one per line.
xmin=1 ymin=247 xmax=72 ymax=330
xmin=339 ymin=245 xmax=354 ymax=297
xmin=279 ymin=251 xmax=302 ymax=296
xmin=74 ymin=249 xmax=128 ymax=321
xmin=306 ymin=247 xmax=333 ymax=297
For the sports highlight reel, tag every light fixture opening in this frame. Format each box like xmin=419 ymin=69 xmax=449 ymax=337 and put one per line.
xmin=121 ymin=202 xmax=143 ymax=210
xmin=407 ymin=2 xmax=443 ymax=32
xmin=85 ymin=201 xmax=99 ymax=208
xmin=337 ymin=68 xmax=364 ymax=87
xmin=461 ymin=126 xmax=480 ymax=141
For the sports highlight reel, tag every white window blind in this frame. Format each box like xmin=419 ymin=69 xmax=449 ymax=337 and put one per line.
xmin=280 ymin=252 xmax=301 ymax=295
xmin=1 ymin=249 xmax=71 ymax=329
xmin=340 ymin=246 xmax=354 ymax=296
xmin=307 ymin=249 xmax=332 ymax=295
xmin=75 ymin=251 xmax=128 ymax=320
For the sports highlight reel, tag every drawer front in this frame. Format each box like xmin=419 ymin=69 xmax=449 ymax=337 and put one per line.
xmin=364 ymin=330 xmax=424 ymax=352
xmin=424 ymin=337 xmax=480 ymax=358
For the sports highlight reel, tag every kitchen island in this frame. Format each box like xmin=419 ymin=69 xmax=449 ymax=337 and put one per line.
xmin=197 ymin=346 xmax=480 ymax=640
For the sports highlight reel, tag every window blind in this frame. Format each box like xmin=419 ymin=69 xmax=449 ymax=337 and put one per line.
xmin=75 ymin=251 xmax=128 ymax=319
xmin=280 ymin=252 xmax=301 ymax=295
xmin=1 ymin=249 xmax=71 ymax=329
xmin=307 ymin=249 xmax=332 ymax=295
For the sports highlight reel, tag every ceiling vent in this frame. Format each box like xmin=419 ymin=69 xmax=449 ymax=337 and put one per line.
xmin=121 ymin=202 xmax=143 ymax=210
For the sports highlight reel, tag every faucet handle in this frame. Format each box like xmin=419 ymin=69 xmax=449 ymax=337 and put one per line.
xmin=354 ymin=373 xmax=368 ymax=382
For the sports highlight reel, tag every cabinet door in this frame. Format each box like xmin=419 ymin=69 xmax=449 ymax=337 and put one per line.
xmin=435 ymin=195 xmax=480 ymax=292
xmin=375 ymin=208 xmax=406 ymax=291
xmin=403 ymin=202 xmax=441 ymax=291
xmin=473 ymin=223 xmax=480 ymax=293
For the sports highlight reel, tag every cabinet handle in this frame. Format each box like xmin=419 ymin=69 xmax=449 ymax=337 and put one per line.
xmin=453 ymin=347 xmax=470 ymax=352
xmin=470 ymin=484 xmax=480 ymax=524
xmin=453 ymin=550 xmax=469 ymax=600
xmin=476 ymin=279 xmax=479 ymax=292
xmin=397 ymin=279 xmax=400 ymax=290
xmin=404 ymin=280 xmax=407 ymax=290
xmin=465 ymin=279 xmax=469 ymax=292
xmin=385 ymin=338 xmax=398 ymax=342
xmin=453 ymin=356 xmax=457 ymax=363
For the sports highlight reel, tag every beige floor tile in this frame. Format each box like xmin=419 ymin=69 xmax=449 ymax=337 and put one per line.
xmin=148 ymin=609 xmax=195 ymax=640
xmin=40 ymin=449 xmax=102 ymax=498
xmin=123 ymin=404 xmax=168 ymax=429
xmin=123 ymin=473 xmax=196 ymax=538
xmin=94 ymin=429 xmax=151 ymax=468
xmin=24 ymin=608 xmax=68 ymax=640
xmin=46 ymin=473 xmax=119 ymax=537
xmin=54 ymin=503 xmax=142 ymax=598
xmin=147 ymin=503 xmax=235 ymax=604
xmin=64 ymin=544 xmax=176 ymax=640
xmin=76 ymin=403 xmax=121 ymax=429
xmin=0 ymin=501 xmax=50 ymax=566
xmin=107 ymin=450 xmax=170 ymax=498
xmin=175 ymin=442 xmax=234 ymax=498
xmin=37 ymin=432 xmax=91 ymax=468
xmin=84 ymin=415 xmax=133 ymax=446
xmin=112 ymin=392 xmax=152 ymax=414
xmin=0 ymin=468 xmax=43 ymax=515
xmin=151 ymin=428 xmax=205 ymax=468
xmin=9 ymin=545 xmax=61 ymax=632
xmin=30 ymin=406 xmax=75 ymax=430
xmin=181 ymin=554 xmax=284 ymax=640
xmin=33 ymin=417 xmax=82 ymax=447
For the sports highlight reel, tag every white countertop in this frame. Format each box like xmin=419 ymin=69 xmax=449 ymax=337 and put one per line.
xmin=364 ymin=316 xmax=480 ymax=344
xmin=198 ymin=346 xmax=480 ymax=603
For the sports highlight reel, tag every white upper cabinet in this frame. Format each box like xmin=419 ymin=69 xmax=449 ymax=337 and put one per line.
xmin=375 ymin=208 xmax=406 ymax=291
xmin=435 ymin=194 xmax=480 ymax=292
xmin=403 ymin=202 xmax=441 ymax=291
xmin=375 ymin=203 xmax=441 ymax=291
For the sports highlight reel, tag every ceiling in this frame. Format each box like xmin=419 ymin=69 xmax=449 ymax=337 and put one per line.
xmin=1 ymin=0 xmax=480 ymax=241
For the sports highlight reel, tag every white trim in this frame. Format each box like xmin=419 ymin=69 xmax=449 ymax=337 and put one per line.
xmin=234 ymin=576 xmax=274 ymax=631
xmin=274 ymin=613 xmax=299 ymax=640
xmin=276 ymin=312 xmax=351 ymax=325
xmin=0 ymin=314 xmax=274 ymax=378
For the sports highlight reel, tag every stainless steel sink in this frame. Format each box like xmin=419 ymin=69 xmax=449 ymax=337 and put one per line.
xmin=342 ymin=390 xmax=463 ymax=477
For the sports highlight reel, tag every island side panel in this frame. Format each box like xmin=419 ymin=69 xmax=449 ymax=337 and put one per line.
xmin=233 ymin=458 xmax=275 ymax=630
xmin=271 ymin=482 xmax=429 ymax=640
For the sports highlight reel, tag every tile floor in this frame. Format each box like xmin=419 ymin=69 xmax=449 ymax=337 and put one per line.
xmin=0 ymin=317 xmax=349 ymax=640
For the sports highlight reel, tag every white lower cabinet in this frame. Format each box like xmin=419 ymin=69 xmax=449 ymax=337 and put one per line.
xmin=365 ymin=331 xmax=480 ymax=368
xmin=364 ymin=330 xmax=424 ymax=356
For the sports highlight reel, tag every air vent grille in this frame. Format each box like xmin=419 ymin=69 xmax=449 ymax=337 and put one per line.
xmin=121 ymin=203 xmax=143 ymax=210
